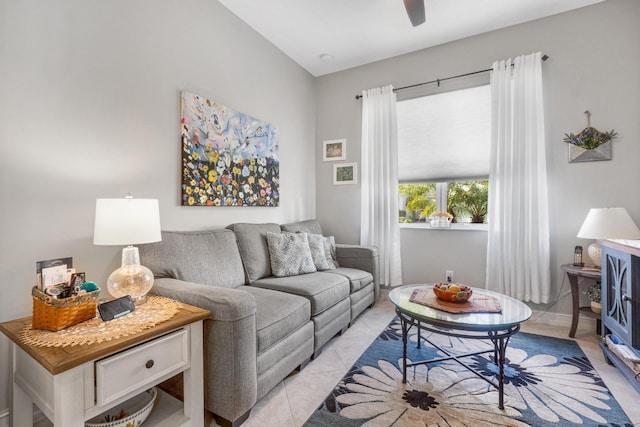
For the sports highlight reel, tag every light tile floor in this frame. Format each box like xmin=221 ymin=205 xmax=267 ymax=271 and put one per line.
xmin=210 ymin=288 xmax=640 ymax=427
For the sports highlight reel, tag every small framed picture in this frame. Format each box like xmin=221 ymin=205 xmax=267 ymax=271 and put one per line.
xmin=70 ymin=272 xmax=86 ymax=288
xmin=323 ymin=138 xmax=347 ymax=161
xmin=333 ymin=162 xmax=357 ymax=185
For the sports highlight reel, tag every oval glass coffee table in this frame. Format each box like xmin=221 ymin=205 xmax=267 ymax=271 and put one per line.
xmin=389 ymin=284 xmax=532 ymax=409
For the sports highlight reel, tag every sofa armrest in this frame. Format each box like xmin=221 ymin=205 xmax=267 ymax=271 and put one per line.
xmin=152 ymin=278 xmax=258 ymax=422
xmin=152 ymin=278 xmax=256 ymax=321
xmin=335 ymin=244 xmax=380 ymax=300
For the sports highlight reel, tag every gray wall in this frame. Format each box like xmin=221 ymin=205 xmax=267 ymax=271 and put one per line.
xmin=0 ymin=0 xmax=315 ymax=415
xmin=316 ymin=0 xmax=640 ymax=310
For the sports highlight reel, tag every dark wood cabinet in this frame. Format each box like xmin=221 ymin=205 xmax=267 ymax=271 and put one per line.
xmin=600 ymin=239 xmax=640 ymax=394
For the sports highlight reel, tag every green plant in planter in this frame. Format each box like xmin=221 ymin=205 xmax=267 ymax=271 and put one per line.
xmin=583 ymin=283 xmax=601 ymax=303
xmin=563 ymin=127 xmax=617 ymax=150
xmin=448 ymin=181 xmax=488 ymax=223
xmin=563 ymin=110 xmax=617 ymax=150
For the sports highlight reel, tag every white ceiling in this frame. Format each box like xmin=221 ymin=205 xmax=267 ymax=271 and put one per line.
xmin=218 ymin=0 xmax=605 ymax=76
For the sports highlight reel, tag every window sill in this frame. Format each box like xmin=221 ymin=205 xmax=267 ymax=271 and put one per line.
xmin=400 ymin=223 xmax=488 ymax=231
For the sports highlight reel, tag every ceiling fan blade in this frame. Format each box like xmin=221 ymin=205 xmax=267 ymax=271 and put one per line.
xmin=403 ymin=0 xmax=425 ymax=27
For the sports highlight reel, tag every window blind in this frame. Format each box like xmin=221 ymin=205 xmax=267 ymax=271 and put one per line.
xmin=397 ymin=84 xmax=490 ymax=183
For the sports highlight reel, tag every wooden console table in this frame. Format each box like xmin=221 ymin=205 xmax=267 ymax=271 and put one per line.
xmin=561 ymin=264 xmax=601 ymax=338
xmin=0 ymin=301 xmax=209 ymax=427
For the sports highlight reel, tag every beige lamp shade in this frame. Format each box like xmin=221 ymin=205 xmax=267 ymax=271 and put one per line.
xmin=577 ymin=207 xmax=640 ymax=267
xmin=577 ymin=208 xmax=640 ymax=240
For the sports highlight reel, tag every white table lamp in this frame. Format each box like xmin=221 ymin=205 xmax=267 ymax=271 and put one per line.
xmin=576 ymin=207 xmax=640 ymax=267
xmin=93 ymin=195 xmax=161 ymax=303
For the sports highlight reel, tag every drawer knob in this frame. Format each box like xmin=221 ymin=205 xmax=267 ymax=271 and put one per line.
xmin=145 ymin=360 xmax=154 ymax=369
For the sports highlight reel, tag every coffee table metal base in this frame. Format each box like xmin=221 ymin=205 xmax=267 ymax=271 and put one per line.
xmin=396 ymin=308 xmax=521 ymax=410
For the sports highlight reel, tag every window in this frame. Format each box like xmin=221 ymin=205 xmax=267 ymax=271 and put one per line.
xmin=397 ymin=84 xmax=490 ymax=225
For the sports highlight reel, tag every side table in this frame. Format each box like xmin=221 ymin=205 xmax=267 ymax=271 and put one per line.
xmin=561 ymin=264 xmax=602 ymax=338
xmin=0 ymin=301 xmax=210 ymax=427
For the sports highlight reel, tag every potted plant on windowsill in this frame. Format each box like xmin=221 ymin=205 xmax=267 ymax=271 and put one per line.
xmin=583 ymin=283 xmax=602 ymax=314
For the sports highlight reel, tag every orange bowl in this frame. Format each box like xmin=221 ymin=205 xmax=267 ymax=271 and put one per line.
xmin=433 ymin=282 xmax=472 ymax=303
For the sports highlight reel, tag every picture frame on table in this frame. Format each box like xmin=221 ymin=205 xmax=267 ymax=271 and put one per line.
xmin=323 ymin=139 xmax=346 ymax=161
xmin=333 ymin=162 xmax=357 ymax=185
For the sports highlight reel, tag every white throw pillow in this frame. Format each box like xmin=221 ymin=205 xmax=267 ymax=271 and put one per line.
xmin=266 ymin=232 xmax=317 ymax=277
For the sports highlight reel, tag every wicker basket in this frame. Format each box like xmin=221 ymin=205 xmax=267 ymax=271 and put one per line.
xmin=31 ymin=286 xmax=100 ymax=331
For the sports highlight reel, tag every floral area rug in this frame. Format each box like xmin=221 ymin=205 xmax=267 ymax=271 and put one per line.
xmin=304 ymin=317 xmax=632 ymax=427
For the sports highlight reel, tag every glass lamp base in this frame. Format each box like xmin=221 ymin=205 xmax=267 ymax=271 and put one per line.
xmin=107 ymin=264 xmax=154 ymax=303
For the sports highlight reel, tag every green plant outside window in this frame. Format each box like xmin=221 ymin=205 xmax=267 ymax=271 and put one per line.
xmin=399 ymin=180 xmax=488 ymax=224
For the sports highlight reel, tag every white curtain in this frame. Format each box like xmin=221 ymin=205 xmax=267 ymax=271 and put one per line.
xmin=360 ymin=85 xmax=403 ymax=287
xmin=486 ymin=52 xmax=551 ymax=303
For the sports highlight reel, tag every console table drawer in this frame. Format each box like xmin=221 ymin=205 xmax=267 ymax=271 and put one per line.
xmin=95 ymin=329 xmax=189 ymax=406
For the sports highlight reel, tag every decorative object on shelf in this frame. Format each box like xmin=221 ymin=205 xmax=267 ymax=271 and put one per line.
xmin=93 ymin=195 xmax=161 ymax=303
xmin=85 ymin=387 xmax=157 ymax=427
xmin=577 ymin=207 xmax=640 ymax=268
xmin=429 ymin=211 xmax=452 ymax=228
xmin=333 ymin=162 xmax=357 ymax=185
xmin=583 ymin=283 xmax=602 ymax=314
xmin=323 ymin=138 xmax=346 ymax=161
xmin=564 ymin=110 xmax=617 ymax=163
xmin=573 ymin=245 xmax=584 ymax=266
xmin=180 ymin=91 xmax=279 ymax=206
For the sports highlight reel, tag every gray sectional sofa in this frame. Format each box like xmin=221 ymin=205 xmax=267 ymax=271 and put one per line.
xmin=139 ymin=219 xmax=379 ymax=427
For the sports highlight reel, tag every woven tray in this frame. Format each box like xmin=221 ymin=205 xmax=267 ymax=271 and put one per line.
xmin=31 ymin=286 xmax=100 ymax=331
xmin=409 ymin=288 xmax=502 ymax=314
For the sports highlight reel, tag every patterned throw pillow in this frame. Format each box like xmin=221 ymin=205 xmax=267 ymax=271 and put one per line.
xmin=306 ymin=233 xmax=335 ymax=271
xmin=266 ymin=232 xmax=317 ymax=277
xmin=323 ymin=235 xmax=339 ymax=269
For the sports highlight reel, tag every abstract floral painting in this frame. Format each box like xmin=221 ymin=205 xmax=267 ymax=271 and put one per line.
xmin=180 ymin=91 xmax=279 ymax=206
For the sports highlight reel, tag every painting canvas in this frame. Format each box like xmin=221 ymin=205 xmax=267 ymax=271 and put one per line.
xmin=180 ymin=91 xmax=279 ymax=206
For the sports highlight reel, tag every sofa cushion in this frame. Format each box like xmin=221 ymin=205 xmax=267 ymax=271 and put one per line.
xmin=326 ymin=267 xmax=373 ymax=293
xmin=266 ymin=232 xmax=316 ymax=277
xmin=139 ymin=229 xmax=245 ymax=288
xmin=280 ymin=219 xmax=323 ymax=234
xmin=305 ymin=233 xmax=335 ymax=271
xmin=243 ymin=286 xmax=311 ymax=354
xmin=229 ymin=223 xmax=282 ymax=282
xmin=253 ymin=272 xmax=349 ymax=316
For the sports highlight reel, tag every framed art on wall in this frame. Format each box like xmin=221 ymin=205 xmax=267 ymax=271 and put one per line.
xmin=333 ymin=162 xmax=357 ymax=185
xmin=180 ymin=91 xmax=279 ymax=207
xmin=323 ymin=138 xmax=346 ymax=161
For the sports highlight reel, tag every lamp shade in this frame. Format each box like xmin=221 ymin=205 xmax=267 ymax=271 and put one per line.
xmin=577 ymin=207 xmax=640 ymax=239
xmin=93 ymin=197 xmax=161 ymax=245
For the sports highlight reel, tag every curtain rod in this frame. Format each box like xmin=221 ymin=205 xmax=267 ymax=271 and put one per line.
xmin=355 ymin=54 xmax=549 ymax=100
